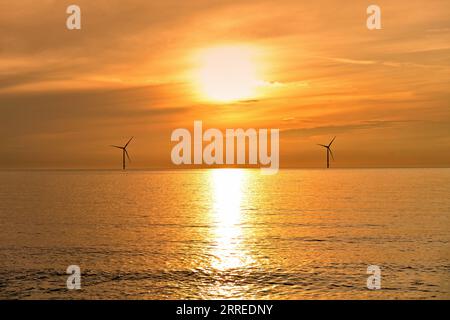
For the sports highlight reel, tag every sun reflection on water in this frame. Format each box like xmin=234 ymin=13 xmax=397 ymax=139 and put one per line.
xmin=209 ymin=169 xmax=253 ymax=272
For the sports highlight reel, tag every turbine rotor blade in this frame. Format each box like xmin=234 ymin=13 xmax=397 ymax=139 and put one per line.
xmin=328 ymin=136 xmax=336 ymax=147
xmin=110 ymin=145 xmax=123 ymax=149
xmin=317 ymin=144 xmax=328 ymax=148
xmin=125 ymin=149 xmax=131 ymax=162
xmin=124 ymin=136 xmax=134 ymax=148
xmin=329 ymin=148 xmax=335 ymax=160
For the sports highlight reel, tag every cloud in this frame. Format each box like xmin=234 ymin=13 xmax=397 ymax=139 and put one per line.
xmin=282 ymin=120 xmax=415 ymax=138
xmin=0 ymin=84 xmax=189 ymax=139
xmin=320 ymin=57 xmax=377 ymax=65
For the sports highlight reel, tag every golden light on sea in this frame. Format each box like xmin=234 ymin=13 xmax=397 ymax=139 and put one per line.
xmin=210 ymin=169 xmax=252 ymax=271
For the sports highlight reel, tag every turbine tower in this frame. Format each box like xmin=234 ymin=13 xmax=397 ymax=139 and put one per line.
xmin=318 ymin=136 xmax=336 ymax=168
xmin=110 ymin=137 xmax=133 ymax=170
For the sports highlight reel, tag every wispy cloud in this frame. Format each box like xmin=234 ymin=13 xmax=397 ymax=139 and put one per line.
xmin=320 ymin=57 xmax=377 ymax=65
xmin=282 ymin=120 xmax=416 ymax=138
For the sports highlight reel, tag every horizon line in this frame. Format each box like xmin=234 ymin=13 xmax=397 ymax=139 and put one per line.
xmin=0 ymin=166 xmax=449 ymax=172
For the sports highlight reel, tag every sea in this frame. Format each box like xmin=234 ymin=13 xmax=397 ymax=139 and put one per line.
xmin=0 ymin=168 xmax=448 ymax=299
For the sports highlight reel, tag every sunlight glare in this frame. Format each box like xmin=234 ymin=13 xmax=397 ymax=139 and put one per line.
xmin=210 ymin=169 xmax=251 ymax=271
xmin=196 ymin=46 xmax=260 ymax=103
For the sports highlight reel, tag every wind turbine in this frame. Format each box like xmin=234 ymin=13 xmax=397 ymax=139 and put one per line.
xmin=110 ymin=137 xmax=133 ymax=170
xmin=318 ymin=136 xmax=336 ymax=168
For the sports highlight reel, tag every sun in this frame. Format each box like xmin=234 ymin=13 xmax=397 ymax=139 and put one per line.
xmin=195 ymin=45 xmax=260 ymax=103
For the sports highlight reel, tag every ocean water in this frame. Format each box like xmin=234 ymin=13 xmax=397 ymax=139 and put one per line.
xmin=0 ymin=168 xmax=448 ymax=299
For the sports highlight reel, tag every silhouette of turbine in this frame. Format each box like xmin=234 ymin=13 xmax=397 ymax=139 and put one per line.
xmin=317 ymin=136 xmax=336 ymax=168
xmin=110 ymin=137 xmax=133 ymax=170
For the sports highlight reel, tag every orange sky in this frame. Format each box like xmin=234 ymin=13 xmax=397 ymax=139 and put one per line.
xmin=0 ymin=0 xmax=449 ymax=168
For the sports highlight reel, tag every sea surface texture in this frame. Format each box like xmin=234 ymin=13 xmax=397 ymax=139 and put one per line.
xmin=0 ymin=169 xmax=449 ymax=299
